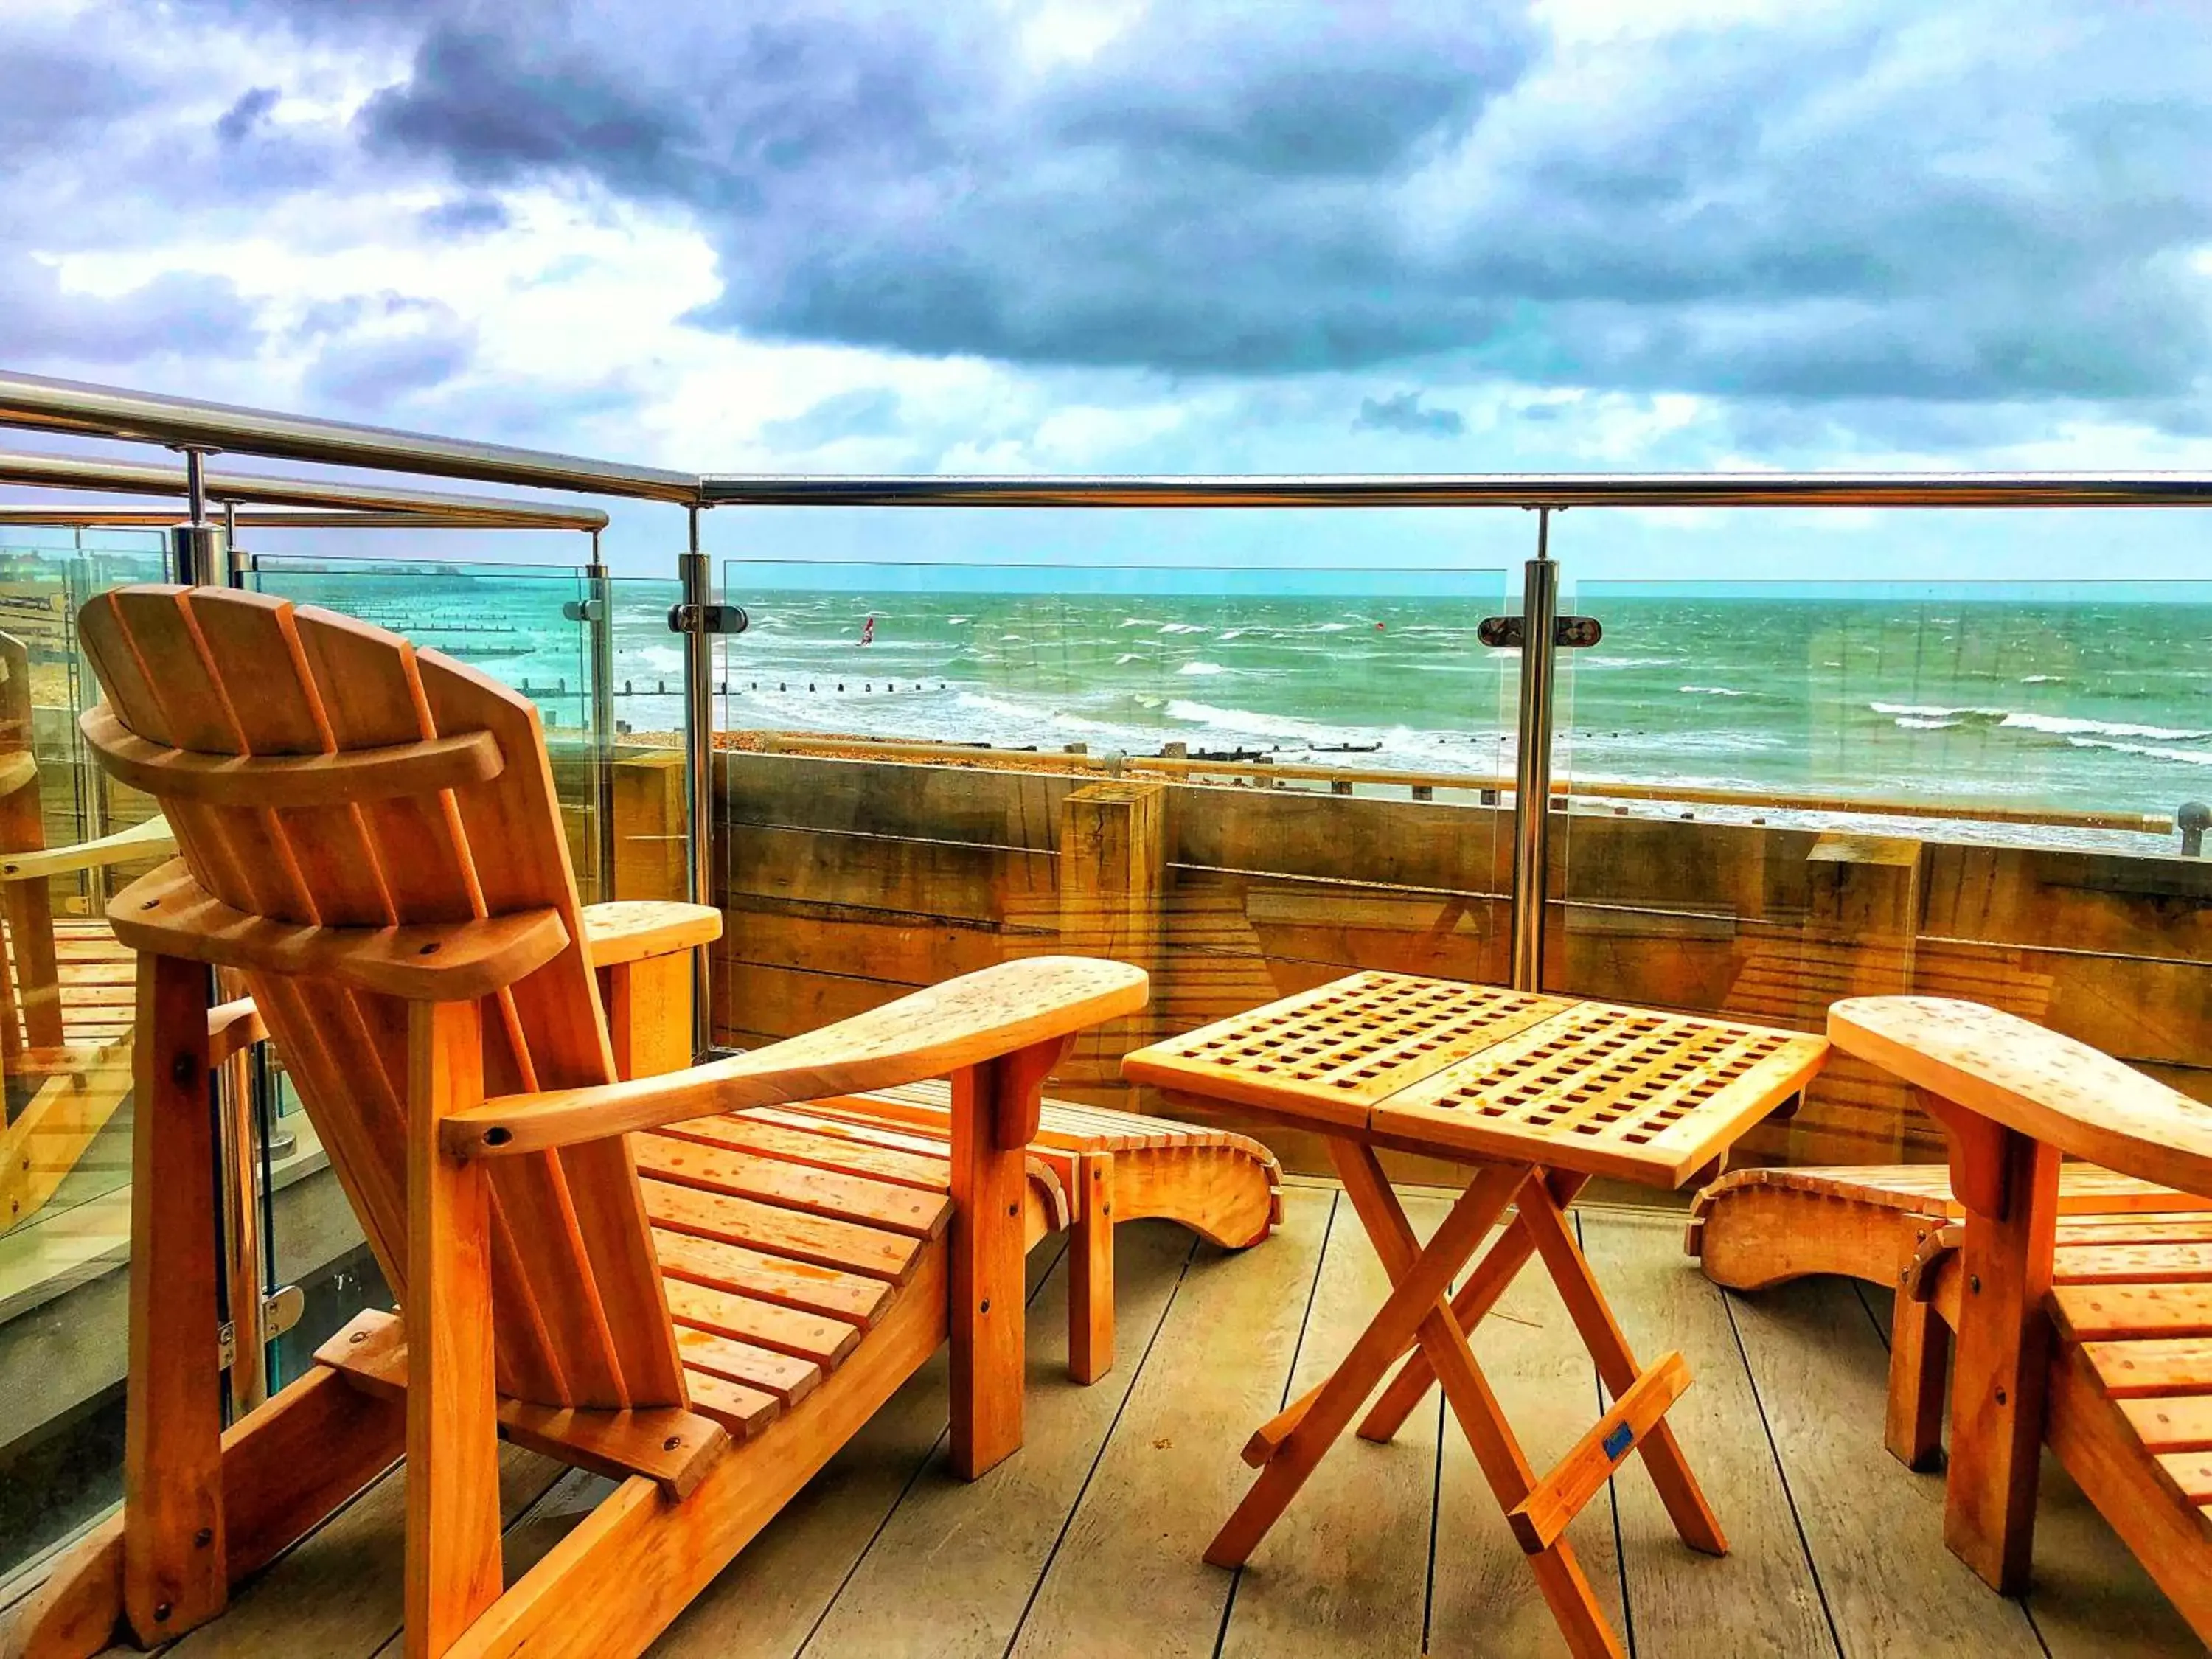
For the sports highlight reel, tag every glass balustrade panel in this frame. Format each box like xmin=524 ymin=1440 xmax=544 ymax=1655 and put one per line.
xmin=0 ymin=529 xmax=175 ymax=1585
xmin=241 ymin=556 xmax=603 ymax=1396
xmin=1545 ymin=549 xmax=2212 ymax=1170
xmin=717 ymin=548 xmax=1514 ymax=1132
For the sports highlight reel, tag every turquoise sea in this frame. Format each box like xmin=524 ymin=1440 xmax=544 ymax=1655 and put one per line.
xmin=713 ymin=585 xmax=2212 ymax=830
xmin=215 ymin=563 xmax=2212 ymax=848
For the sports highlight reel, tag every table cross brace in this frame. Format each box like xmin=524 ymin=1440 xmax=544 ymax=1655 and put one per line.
xmin=1208 ymin=1140 xmax=1725 ymax=1659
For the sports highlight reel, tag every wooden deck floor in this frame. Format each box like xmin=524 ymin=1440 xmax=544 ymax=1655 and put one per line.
xmin=69 ymin=1180 xmax=2208 ymax=1657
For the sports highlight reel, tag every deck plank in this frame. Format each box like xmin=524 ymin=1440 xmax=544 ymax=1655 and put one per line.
xmin=797 ymin=1220 xmax=1194 ymax=1655
xmin=1216 ymin=1194 xmax=1445 ymax=1659
xmin=42 ymin=1183 xmax=2212 ymax=1656
xmin=142 ymin=1445 xmax=563 ymax=1659
xmin=1008 ymin=1185 xmax=1332 ymax=1658
xmin=1728 ymin=1273 xmax=2046 ymax=1655
xmin=1427 ymin=1202 xmax=1628 ymax=1658
xmin=1580 ymin=1206 xmax=1835 ymax=1658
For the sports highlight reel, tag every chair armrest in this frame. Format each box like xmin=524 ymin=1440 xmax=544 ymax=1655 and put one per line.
xmin=581 ymin=900 xmax=723 ymax=967
xmin=1 ymin=815 xmax=175 ymax=883
xmin=1829 ymin=995 xmax=2212 ymax=1198
xmin=443 ymin=954 xmax=1147 ymax=1158
xmin=208 ymin=996 xmax=269 ymax=1067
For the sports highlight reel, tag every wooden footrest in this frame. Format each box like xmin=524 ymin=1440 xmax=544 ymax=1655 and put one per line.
xmin=1507 ymin=1352 xmax=1691 ymax=1553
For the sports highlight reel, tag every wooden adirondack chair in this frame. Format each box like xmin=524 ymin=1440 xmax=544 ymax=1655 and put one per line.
xmin=4 ymin=585 xmax=1146 ymax=1659
xmin=1816 ymin=996 xmax=2212 ymax=1642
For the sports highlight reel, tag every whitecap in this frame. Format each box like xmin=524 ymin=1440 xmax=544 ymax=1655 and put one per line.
xmin=1177 ymin=661 xmax=1228 ymax=677
xmin=1158 ymin=622 xmax=1211 ymax=635
xmin=1869 ymin=701 xmax=2003 ymax=720
xmin=953 ymin=689 xmax=1118 ymax=734
xmin=1113 ymin=653 xmax=1142 ymax=666
xmin=1164 ymin=698 xmax=1345 ymax=743
xmin=1677 ymin=685 xmax=1747 ymax=698
xmin=1894 ymin=716 xmax=1961 ymax=731
xmin=2067 ymin=735 xmax=2212 ymax=765
xmin=2020 ymin=673 xmax=2063 ymax=684
xmin=2002 ymin=712 xmax=2210 ymax=741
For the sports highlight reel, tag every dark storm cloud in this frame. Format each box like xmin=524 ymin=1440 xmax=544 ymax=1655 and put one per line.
xmin=0 ymin=263 xmax=261 ymax=364
xmin=361 ymin=25 xmax=695 ymax=194
xmin=419 ymin=193 xmax=512 ymax=235
xmin=298 ymin=295 xmax=478 ymax=406
xmin=1354 ymin=392 xmax=1464 ymax=438
xmin=215 ymin=86 xmax=282 ymax=144
xmin=0 ymin=38 xmax=153 ymax=163
xmin=345 ymin=0 xmax=2212 ymax=427
xmin=8 ymin=0 xmax=2212 ymax=444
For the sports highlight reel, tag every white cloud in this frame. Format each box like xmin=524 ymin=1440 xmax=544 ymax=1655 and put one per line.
xmin=2 ymin=0 xmax=2211 ymax=584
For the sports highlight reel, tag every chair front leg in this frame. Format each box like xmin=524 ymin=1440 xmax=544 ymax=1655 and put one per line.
xmin=599 ymin=951 xmax=694 ymax=1081
xmin=122 ymin=953 xmax=226 ymax=1645
xmin=1925 ymin=1095 xmax=2061 ymax=1594
xmin=949 ymin=1037 xmax=1063 ymax=1478
xmin=405 ymin=998 xmax=504 ymax=1659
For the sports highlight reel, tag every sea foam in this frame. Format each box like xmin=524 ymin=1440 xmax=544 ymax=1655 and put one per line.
xmin=2001 ymin=712 xmax=2211 ymax=742
xmin=2067 ymin=736 xmax=2212 ymax=766
xmin=1867 ymin=702 xmax=2208 ymax=742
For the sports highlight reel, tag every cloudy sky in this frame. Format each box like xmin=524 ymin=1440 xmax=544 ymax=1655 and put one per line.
xmin=4 ymin=0 xmax=2210 ymax=580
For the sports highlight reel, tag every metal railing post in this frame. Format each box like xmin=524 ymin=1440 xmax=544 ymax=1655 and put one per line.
xmin=1509 ymin=507 xmax=1561 ymax=992
xmin=681 ymin=506 xmax=716 ymax=1058
xmin=586 ymin=529 xmax=617 ymax=901
xmin=167 ymin=445 xmax=223 ymax=586
xmin=223 ymin=498 xmax=250 ymax=588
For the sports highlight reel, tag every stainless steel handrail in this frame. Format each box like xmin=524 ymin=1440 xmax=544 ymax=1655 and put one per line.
xmin=0 ymin=448 xmax=611 ymax=529
xmin=11 ymin=366 xmax=2212 ymax=1016
xmin=699 ymin=472 xmax=2212 ymax=508
xmin=10 ymin=369 xmax=2212 ymax=508
xmin=0 ymin=371 xmax=692 ymax=504
xmin=0 ymin=504 xmax=599 ymax=531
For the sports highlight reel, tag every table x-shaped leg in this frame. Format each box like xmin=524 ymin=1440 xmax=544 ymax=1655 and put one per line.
xmin=1208 ymin=1141 xmax=1725 ymax=1659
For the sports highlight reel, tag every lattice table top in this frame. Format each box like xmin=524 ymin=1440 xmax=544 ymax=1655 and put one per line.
xmin=1124 ymin=972 xmax=1829 ymax=1187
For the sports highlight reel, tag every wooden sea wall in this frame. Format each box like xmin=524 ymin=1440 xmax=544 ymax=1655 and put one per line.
xmin=709 ymin=750 xmax=2208 ymax=1172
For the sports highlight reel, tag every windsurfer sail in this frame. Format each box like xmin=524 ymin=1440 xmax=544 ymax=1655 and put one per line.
xmin=859 ymin=615 xmax=875 ymax=646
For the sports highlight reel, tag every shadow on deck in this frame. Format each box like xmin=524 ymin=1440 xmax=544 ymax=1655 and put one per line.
xmin=45 ymin=1183 xmax=2200 ymax=1658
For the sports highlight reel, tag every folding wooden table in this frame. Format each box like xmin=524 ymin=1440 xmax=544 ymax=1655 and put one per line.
xmin=1124 ymin=972 xmax=1829 ymax=1659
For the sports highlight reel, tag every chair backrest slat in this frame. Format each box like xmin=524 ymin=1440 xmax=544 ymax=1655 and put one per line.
xmin=79 ymin=586 xmax=683 ymax=1410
